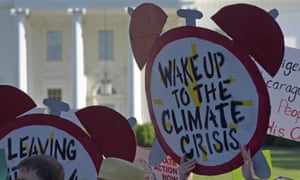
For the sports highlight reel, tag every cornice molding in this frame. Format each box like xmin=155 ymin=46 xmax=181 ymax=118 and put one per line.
xmin=192 ymin=0 xmax=300 ymax=9
xmin=12 ymin=0 xmax=183 ymax=10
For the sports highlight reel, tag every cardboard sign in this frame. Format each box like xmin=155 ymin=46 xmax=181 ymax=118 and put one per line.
xmin=135 ymin=146 xmax=179 ymax=180
xmin=0 ymin=115 xmax=100 ymax=180
xmin=260 ymin=47 xmax=300 ymax=141
xmin=129 ymin=3 xmax=284 ymax=176
xmin=145 ymin=27 xmax=270 ymax=175
xmin=0 ymin=85 xmax=138 ymax=179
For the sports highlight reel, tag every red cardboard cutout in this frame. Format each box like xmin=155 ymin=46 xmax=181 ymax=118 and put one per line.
xmin=76 ymin=106 xmax=137 ymax=162
xmin=0 ymin=85 xmax=36 ymax=126
xmin=129 ymin=3 xmax=167 ymax=69
xmin=212 ymin=3 xmax=284 ymax=77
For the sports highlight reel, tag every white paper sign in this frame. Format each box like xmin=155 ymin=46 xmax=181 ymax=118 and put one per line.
xmin=260 ymin=47 xmax=300 ymax=141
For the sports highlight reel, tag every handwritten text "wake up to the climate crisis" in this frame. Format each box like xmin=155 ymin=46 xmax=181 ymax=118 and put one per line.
xmin=157 ymin=49 xmax=249 ymax=160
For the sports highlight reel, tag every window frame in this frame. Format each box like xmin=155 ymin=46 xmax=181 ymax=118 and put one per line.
xmin=47 ymin=88 xmax=62 ymax=101
xmin=46 ymin=30 xmax=63 ymax=61
xmin=98 ymin=30 xmax=114 ymax=61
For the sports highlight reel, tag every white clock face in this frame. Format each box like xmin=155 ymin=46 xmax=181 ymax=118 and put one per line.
xmin=0 ymin=115 xmax=99 ymax=180
xmin=148 ymin=36 xmax=259 ymax=167
xmin=1 ymin=125 xmax=97 ymax=179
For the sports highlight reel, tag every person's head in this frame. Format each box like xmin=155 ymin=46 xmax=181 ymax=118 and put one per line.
xmin=17 ymin=155 xmax=64 ymax=180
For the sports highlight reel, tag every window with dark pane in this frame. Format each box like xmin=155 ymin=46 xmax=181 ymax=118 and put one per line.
xmin=47 ymin=31 xmax=62 ymax=61
xmin=47 ymin=88 xmax=62 ymax=101
xmin=98 ymin=30 xmax=114 ymax=60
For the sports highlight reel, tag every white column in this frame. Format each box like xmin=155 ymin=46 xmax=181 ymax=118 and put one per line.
xmin=68 ymin=8 xmax=86 ymax=109
xmin=128 ymin=44 xmax=143 ymax=124
xmin=127 ymin=8 xmax=143 ymax=124
xmin=10 ymin=8 xmax=29 ymax=93
xmin=132 ymin=58 xmax=143 ymax=124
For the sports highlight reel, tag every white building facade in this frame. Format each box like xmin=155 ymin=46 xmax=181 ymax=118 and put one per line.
xmin=0 ymin=0 xmax=300 ymax=124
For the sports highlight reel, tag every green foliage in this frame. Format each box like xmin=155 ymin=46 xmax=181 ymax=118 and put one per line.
xmin=264 ymin=135 xmax=300 ymax=147
xmin=133 ymin=123 xmax=156 ymax=147
xmin=273 ymin=137 xmax=300 ymax=147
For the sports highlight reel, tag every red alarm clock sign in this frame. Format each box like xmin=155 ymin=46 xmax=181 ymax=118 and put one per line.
xmin=129 ymin=3 xmax=284 ymax=175
xmin=0 ymin=115 xmax=100 ymax=179
xmin=146 ymin=26 xmax=269 ymax=174
xmin=0 ymin=85 xmax=138 ymax=179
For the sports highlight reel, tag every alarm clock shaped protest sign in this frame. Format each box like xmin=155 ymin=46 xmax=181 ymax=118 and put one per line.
xmin=0 ymin=115 xmax=100 ymax=179
xmin=129 ymin=3 xmax=284 ymax=175
xmin=0 ymin=85 xmax=137 ymax=179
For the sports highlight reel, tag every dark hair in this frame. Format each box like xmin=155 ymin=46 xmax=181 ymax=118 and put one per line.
xmin=17 ymin=155 xmax=64 ymax=180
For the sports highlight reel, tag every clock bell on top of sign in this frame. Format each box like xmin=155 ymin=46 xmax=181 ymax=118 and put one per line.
xmin=129 ymin=3 xmax=284 ymax=176
xmin=0 ymin=85 xmax=137 ymax=179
